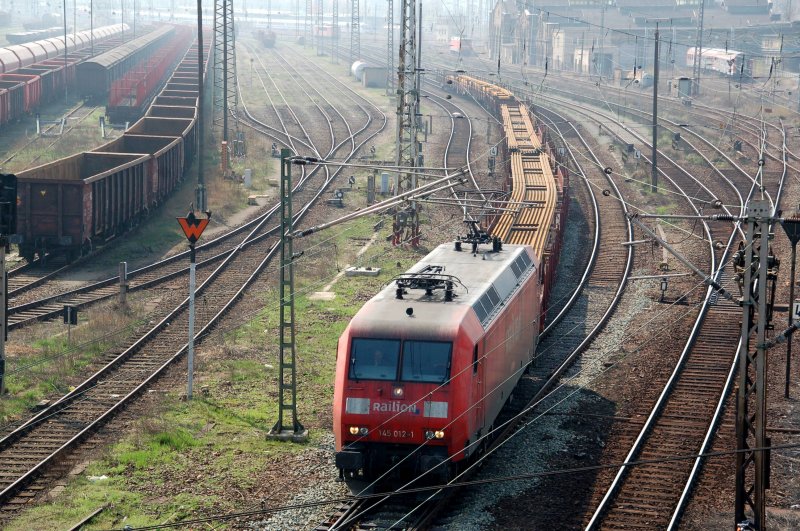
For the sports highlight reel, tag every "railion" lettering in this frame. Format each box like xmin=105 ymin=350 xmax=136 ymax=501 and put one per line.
xmin=372 ymin=402 xmax=419 ymax=414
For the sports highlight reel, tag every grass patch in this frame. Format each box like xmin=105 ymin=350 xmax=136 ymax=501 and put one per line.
xmin=4 ymin=42 xmax=411 ymax=530
xmin=0 ymin=297 xmax=152 ymax=422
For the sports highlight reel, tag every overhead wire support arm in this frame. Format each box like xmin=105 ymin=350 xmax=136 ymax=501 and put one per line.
xmin=292 ymin=173 xmax=468 ymax=237
xmin=628 ymin=214 xmax=739 ymax=304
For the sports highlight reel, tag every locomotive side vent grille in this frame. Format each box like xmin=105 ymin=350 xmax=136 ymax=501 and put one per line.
xmin=472 ymin=250 xmax=536 ymax=328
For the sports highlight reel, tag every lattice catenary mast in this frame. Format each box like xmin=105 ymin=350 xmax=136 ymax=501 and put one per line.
xmin=350 ymin=0 xmax=360 ymax=65
xmin=213 ymin=0 xmax=239 ymax=143
xmin=691 ymin=0 xmax=705 ymax=95
xmin=386 ymin=0 xmax=394 ymax=95
xmin=393 ymin=0 xmax=421 ymax=246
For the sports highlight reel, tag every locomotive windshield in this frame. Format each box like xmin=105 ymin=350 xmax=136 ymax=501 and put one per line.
xmin=401 ymin=341 xmax=451 ymax=384
xmin=348 ymin=338 xmax=452 ymax=384
xmin=349 ymin=338 xmax=400 ymax=380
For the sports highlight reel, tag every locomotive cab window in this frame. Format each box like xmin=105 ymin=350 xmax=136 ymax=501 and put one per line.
xmin=349 ymin=338 xmax=400 ymax=381
xmin=401 ymin=341 xmax=452 ymax=384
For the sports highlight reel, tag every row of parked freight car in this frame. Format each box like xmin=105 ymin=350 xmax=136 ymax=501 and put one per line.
xmin=0 ymin=24 xmax=127 ymax=74
xmin=16 ymin=29 xmax=211 ymax=261
xmin=6 ymin=27 xmax=65 ymax=45
xmin=77 ymin=25 xmax=177 ymax=100
xmin=0 ymin=24 xmax=128 ymax=126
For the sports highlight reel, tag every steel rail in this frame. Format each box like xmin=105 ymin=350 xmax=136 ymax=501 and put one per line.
xmin=582 ymin=118 xmax=764 ymax=531
xmin=666 ymin=121 xmax=789 ymax=529
xmin=0 ymin=49 xmax=387 ymax=509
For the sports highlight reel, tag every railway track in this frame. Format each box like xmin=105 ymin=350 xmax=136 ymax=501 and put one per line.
xmin=353 ymin=43 xmax=789 ymax=529
xmin=312 ymin=57 xmax=636 ymax=530
xmin=0 ymin=45 xmax=388 ymax=519
xmin=4 ymin=42 xmax=380 ymax=326
xmin=582 ymin=135 xmax=786 ymax=529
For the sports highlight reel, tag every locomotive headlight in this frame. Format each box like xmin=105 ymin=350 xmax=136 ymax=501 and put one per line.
xmin=392 ymin=386 xmax=404 ymax=398
xmin=359 ymin=427 xmax=369 ymax=435
xmin=425 ymin=430 xmax=435 ymax=440
xmin=434 ymin=430 xmax=446 ymax=439
xmin=349 ymin=426 xmax=360 ymax=435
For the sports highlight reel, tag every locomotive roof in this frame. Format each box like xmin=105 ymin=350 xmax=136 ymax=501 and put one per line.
xmin=355 ymin=243 xmax=536 ymax=332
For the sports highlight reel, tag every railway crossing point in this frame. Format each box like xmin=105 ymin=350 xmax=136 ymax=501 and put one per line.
xmin=177 ymin=209 xmax=211 ymax=400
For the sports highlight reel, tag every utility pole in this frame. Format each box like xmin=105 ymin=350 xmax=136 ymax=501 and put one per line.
xmin=305 ymin=0 xmax=311 ymax=45
xmin=651 ymin=23 xmax=659 ymax=193
xmin=350 ymin=0 xmax=360 ymax=65
xmin=599 ymin=5 xmax=605 ymax=76
xmin=386 ymin=0 xmax=394 ymax=96
xmin=393 ymin=0 xmax=419 ymax=247
xmin=63 ymin=0 xmax=68 ymax=105
xmin=316 ymin=0 xmax=323 ymax=55
xmin=781 ymin=217 xmax=800 ymax=399
xmin=197 ymin=0 xmax=206 ymax=211
xmin=331 ymin=0 xmax=338 ymax=63
xmin=0 ymin=173 xmax=15 ymax=397
xmin=692 ymin=0 xmax=705 ymax=95
xmin=268 ymin=150 xmax=308 ymax=443
xmin=735 ymin=200 xmax=778 ymax=531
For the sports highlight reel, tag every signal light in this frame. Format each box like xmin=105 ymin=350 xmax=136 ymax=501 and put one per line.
xmin=0 ymin=174 xmax=16 ymax=236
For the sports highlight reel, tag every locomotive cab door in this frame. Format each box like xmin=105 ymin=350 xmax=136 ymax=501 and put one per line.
xmin=471 ymin=340 xmax=485 ymax=455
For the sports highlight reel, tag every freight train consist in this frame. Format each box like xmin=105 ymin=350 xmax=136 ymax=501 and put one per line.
xmin=15 ymin=30 xmax=211 ymax=261
xmin=77 ymin=25 xmax=177 ymax=100
xmin=334 ymin=75 xmax=568 ymax=489
xmin=0 ymin=24 xmax=127 ymax=126
xmin=107 ymin=26 xmax=194 ymax=123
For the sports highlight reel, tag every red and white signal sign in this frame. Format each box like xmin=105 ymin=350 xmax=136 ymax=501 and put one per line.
xmin=177 ymin=211 xmax=210 ymax=244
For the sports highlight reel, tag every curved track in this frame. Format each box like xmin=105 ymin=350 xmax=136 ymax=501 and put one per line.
xmin=0 ymin=44 xmax=388 ymax=518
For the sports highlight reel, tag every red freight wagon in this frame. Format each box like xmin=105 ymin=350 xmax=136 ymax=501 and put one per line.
xmin=0 ymin=79 xmax=25 ymax=121
xmin=17 ymin=64 xmax=63 ymax=103
xmin=17 ymin=152 xmax=150 ymax=260
xmin=126 ymin=116 xmax=193 ymax=168
xmin=0 ymin=89 xmax=8 ymax=125
xmin=93 ymin=133 xmax=182 ymax=205
xmin=0 ymin=73 xmax=40 ymax=111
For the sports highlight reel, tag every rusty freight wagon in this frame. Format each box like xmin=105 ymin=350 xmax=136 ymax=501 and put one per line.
xmin=14 ymin=33 xmax=211 ymax=262
xmin=17 ymin=152 xmax=151 ymax=260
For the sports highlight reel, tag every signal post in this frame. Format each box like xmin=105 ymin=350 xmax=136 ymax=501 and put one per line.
xmin=177 ymin=209 xmax=210 ymax=399
xmin=0 ymin=174 xmax=17 ymax=396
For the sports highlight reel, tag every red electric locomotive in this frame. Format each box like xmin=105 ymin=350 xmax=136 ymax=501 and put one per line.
xmin=334 ymin=241 xmax=541 ymax=490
